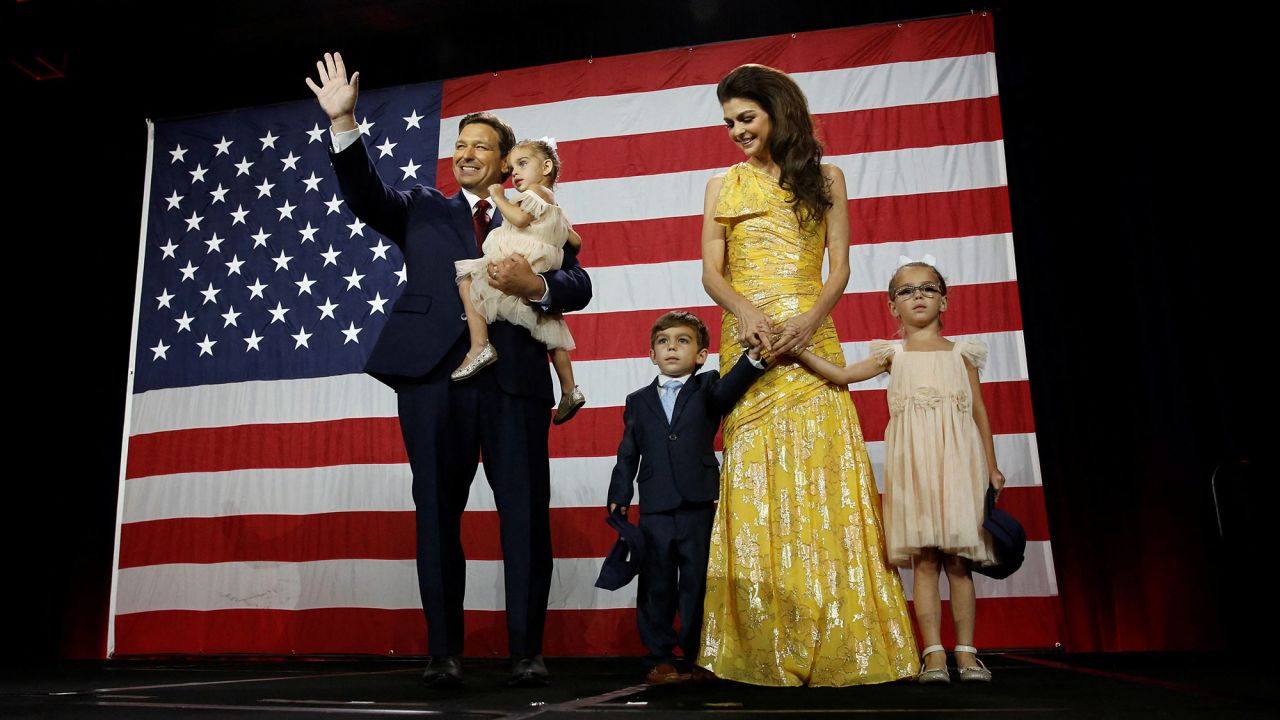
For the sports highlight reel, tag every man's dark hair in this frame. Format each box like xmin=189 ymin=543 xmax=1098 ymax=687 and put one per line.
xmin=458 ymin=111 xmax=517 ymax=157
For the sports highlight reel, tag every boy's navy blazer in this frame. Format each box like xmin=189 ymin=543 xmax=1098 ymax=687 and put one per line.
xmin=607 ymin=358 xmax=765 ymax=513
xmin=330 ymin=139 xmax=591 ymax=400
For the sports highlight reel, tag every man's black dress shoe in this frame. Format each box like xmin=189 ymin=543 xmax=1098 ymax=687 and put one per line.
xmin=507 ymin=654 xmax=549 ymax=687
xmin=421 ymin=655 xmax=463 ymax=687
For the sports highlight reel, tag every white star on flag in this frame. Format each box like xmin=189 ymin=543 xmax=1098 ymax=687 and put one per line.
xmin=179 ymin=261 xmax=198 ymax=282
xmin=251 ymin=228 xmax=271 ymax=248
xmin=256 ymin=179 xmax=275 ymax=198
xmin=376 ymin=138 xmax=397 ymax=158
xmin=343 ymin=269 xmax=365 ymax=290
xmin=155 ymin=288 xmax=175 ymax=309
xmin=209 ymin=184 xmax=229 ymax=203
xmin=246 ymin=278 xmax=268 ymax=299
xmin=347 ymin=219 xmax=366 ymax=237
xmin=357 ymin=117 xmax=375 ymax=135
xmin=298 ymin=223 xmax=319 ymax=243
xmin=281 ymin=151 xmax=301 ymax=171
xmin=399 ymin=159 xmax=420 ymax=180
xmin=272 ymin=250 xmax=294 ymax=271
xmin=197 ymin=334 xmax=217 ymax=356
xmin=367 ymin=292 xmax=388 ymax=315
xmin=306 ymin=123 xmax=326 ymax=144
xmin=185 ymin=211 xmax=204 ymax=232
xmin=189 ymin=164 xmax=208 ymax=183
xmin=268 ymin=302 xmax=290 ymax=324
xmin=214 ymin=136 xmax=233 ymax=155
xmin=200 ymin=282 xmax=222 ymax=305
xmin=205 ymin=233 xmax=225 ymax=254
xmin=175 ymin=311 xmax=194 ymax=332
xmin=302 ymin=172 xmax=323 ymax=192
xmin=165 ymin=190 xmax=183 ymax=209
xmin=276 ymin=200 xmax=296 ymax=220
xmin=292 ymin=326 xmax=312 ymax=349
xmin=222 ymin=306 xmax=242 ymax=327
xmin=324 ymin=194 xmax=344 ymax=214
xmin=394 ymin=265 xmax=408 ymax=285
xmin=151 ymin=340 xmax=170 ymax=360
xmin=341 ymin=321 xmax=363 ymax=344
xmin=295 ymin=273 xmax=317 ymax=295
xmin=229 ymin=205 xmax=249 ymax=225
xmin=235 ymin=156 xmax=254 ymax=176
xmin=159 ymin=239 xmax=179 ymax=259
xmin=243 ymin=330 xmax=264 ymax=351
xmin=169 ymin=144 xmax=187 ymax=163
xmin=317 ymin=297 xmax=339 ymax=320
xmin=321 ymin=246 xmax=342 ymax=266
xmin=404 ymin=110 xmax=422 ymax=129
xmin=259 ymin=130 xmax=278 ymax=149
xmin=225 ymin=255 xmax=245 ymax=275
xmin=369 ymin=239 xmax=391 ymax=261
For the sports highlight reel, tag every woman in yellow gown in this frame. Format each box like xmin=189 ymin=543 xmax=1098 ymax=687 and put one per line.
xmin=696 ymin=64 xmax=919 ymax=686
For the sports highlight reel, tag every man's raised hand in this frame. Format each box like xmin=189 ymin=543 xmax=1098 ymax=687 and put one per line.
xmin=305 ymin=52 xmax=359 ymax=133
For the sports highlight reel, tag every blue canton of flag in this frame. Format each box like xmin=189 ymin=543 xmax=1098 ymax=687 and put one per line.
xmin=135 ymin=83 xmax=443 ymax=392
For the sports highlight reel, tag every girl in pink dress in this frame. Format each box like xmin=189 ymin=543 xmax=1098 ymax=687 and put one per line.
xmin=794 ymin=256 xmax=1006 ymax=685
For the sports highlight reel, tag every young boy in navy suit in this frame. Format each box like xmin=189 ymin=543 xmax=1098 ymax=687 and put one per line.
xmin=607 ymin=311 xmax=765 ymax=684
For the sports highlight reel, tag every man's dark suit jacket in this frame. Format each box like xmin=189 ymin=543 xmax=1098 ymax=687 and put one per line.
xmin=329 ymin=138 xmax=592 ymax=394
xmin=608 ymin=358 xmax=765 ymax=513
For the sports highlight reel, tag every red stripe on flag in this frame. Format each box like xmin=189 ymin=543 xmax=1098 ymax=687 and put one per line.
xmin=576 ymin=187 xmax=1012 ymax=269
xmin=118 ymin=506 xmax=630 ymax=567
xmin=111 ymin=595 xmax=1057 ymax=657
xmin=437 ymin=97 xmax=1004 ymax=192
xmin=117 ymin=487 xmax=1050 ymax=568
xmin=441 ymin=15 xmax=994 ymax=116
xmin=566 ymin=282 xmax=1024 ymax=361
xmin=113 ymin=608 xmax=647 ymax=657
xmin=124 ymin=380 xmax=1034 ymax=477
xmin=125 ymin=417 xmax=406 ymax=480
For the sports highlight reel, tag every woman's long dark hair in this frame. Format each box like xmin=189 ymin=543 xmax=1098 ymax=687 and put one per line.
xmin=717 ymin=64 xmax=831 ymax=226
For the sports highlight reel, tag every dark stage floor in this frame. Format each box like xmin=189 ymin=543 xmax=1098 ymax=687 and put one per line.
xmin=1 ymin=653 xmax=1268 ymax=718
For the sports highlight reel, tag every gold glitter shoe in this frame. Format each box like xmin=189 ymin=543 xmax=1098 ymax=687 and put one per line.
xmin=451 ymin=343 xmax=497 ymax=381
xmin=552 ymin=386 xmax=586 ymax=425
xmin=917 ymin=644 xmax=950 ymax=684
xmin=954 ymin=645 xmax=992 ymax=682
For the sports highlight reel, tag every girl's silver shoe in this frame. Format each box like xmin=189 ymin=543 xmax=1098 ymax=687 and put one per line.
xmin=917 ymin=644 xmax=951 ymax=684
xmin=954 ymin=644 xmax=992 ymax=682
xmin=451 ymin=343 xmax=498 ymax=381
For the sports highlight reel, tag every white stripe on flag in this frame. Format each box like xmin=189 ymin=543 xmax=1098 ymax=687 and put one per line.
xmin=114 ymin=557 xmax=638 ymax=614
xmin=129 ymin=374 xmax=396 ymax=436
xmin=114 ymin=540 xmax=1052 ymax=615
xmin=122 ymin=434 xmax=1040 ymax=523
xmin=558 ymin=142 xmax=1007 ymax=225
xmin=437 ymin=54 xmax=998 ymax=157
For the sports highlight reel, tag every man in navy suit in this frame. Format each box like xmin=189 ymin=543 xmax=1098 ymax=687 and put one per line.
xmin=607 ymin=311 xmax=764 ymax=684
xmin=308 ymin=53 xmax=592 ymax=687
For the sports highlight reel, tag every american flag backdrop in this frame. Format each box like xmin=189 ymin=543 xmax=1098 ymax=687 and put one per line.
xmin=113 ymin=13 xmax=1062 ymax=656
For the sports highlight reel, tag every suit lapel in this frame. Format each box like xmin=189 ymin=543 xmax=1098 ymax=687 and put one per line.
xmin=449 ymin=192 xmax=480 ymax=259
xmin=639 ymin=378 xmax=668 ymax=427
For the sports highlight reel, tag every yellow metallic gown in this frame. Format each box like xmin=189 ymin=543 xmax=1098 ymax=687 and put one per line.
xmin=697 ymin=163 xmax=919 ymax=686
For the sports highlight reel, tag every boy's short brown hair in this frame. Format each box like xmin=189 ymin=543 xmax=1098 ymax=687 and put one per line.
xmin=649 ymin=311 xmax=710 ymax=351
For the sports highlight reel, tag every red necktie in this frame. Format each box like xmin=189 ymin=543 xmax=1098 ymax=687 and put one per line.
xmin=472 ymin=198 xmax=491 ymax=253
